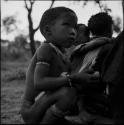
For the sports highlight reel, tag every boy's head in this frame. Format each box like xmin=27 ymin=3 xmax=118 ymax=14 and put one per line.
xmin=40 ymin=7 xmax=78 ymax=48
xmin=75 ymin=24 xmax=90 ymax=45
xmin=88 ymin=12 xmax=113 ymax=38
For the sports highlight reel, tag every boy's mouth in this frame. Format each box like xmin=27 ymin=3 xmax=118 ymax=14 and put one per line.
xmin=68 ymin=37 xmax=75 ymax=42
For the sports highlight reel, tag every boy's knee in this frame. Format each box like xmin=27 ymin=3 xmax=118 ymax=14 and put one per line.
xmin=58 ymin=87 xmax=77 ymax=100
xmin=20 ymin=106 xmax=38 ymax=123
xmin=20 ymin=108 xmax=29 ymax=123
xmin=55 ymin=87 xmax=77 ymax=112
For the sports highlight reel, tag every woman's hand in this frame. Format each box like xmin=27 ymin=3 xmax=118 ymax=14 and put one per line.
xmin=70 ymin=69 xmax=100 ymax=88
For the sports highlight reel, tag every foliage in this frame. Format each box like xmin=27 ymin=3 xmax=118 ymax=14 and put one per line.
xmin=14 ymin=34 xmax=28 ymax=48
xmin=73 ymin=0 xmax=122 ymax=33
xmin=1 ymin=60 xmax=29 ymax=82
xmin=2 ymin=67 xmax=26 ymax=81
xmin=1 ymin=37 xmax=31 ymax=62
xmin=2 ymin=15 xmax=17 ymax=34
xmin=113 ymin=16 xmax=122 ymax=33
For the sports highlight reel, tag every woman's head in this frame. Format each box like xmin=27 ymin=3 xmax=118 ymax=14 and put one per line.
xmin=88 ymin=12 xmax=113 ymax=38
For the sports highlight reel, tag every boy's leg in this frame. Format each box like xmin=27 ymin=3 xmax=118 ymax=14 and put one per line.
xmin=41 ymin=87 xmax=77 ymax=124
xmin=20 ymin=92 xmax=56 ymax=123
xmin=21 ymin=87 xmax=77 ymax=123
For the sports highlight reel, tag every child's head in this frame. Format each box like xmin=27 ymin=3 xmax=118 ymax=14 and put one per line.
xmin=40 ymin=7 xmax=78 ymax=48
xmin=75 ymin=24 xmax=90 ymax=45
xmin=88 ymin=12 xmax=113 ymax=38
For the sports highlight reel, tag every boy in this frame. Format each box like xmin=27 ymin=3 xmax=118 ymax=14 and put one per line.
xmin=20 ymin=7 xmax=99 ymax=124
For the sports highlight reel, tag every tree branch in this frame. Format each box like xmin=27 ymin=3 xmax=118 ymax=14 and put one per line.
xmin=98 ymin=2 xmax=103 ymax=12
xmin=28 ymin=0 xmax=35 ymax=9
xmin=50 ymin=0 xmax=55 ymax=9
xmin=33 ymin=25 xmax=39 ymax=33
xmin=31 ymin=0 xmax=35 ymax=5
xmin=24 ymin=0 xmax=30 ymax=11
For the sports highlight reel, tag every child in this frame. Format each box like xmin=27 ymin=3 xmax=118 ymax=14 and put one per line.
xmin=70 ymin=23 xmax=90 ymax=71
xmin=68 ymin=12 xmax=113 ymax=123
xmin=71 ymin=12 xmax=113 ymax=86
xmin=75 ymin=23 xmax=90 ymax=46
xmin=20 ymin=7 xmax=99 ymax=124
xmin=65 ymin=23 xmax=90 ymax=59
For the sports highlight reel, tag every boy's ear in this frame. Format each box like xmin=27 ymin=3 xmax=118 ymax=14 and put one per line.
xmin=43 ymin=25 xmax=52 ymax=36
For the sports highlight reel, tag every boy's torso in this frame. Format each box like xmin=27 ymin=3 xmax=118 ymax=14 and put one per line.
xmin=23 ymin=42 xmax=71 ymax=104
xmin=43 ymin=42 xmax=70 ymax=76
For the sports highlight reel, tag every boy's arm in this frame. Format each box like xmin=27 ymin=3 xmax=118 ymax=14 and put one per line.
xmin=34 ymin=63 xmax=70 ymax=91
xmin=34 ymin=44 xmax=100 ymax=91
xmin=34 ymin=44 xmax=70 ymax=91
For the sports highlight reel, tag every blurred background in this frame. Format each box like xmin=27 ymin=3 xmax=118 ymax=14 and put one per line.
xmin=1 ymin=0 xmax=124 ymax=124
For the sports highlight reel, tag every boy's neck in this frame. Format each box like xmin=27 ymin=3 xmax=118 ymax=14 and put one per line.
xmin=45 ymin=40 xmax=65 ymax=53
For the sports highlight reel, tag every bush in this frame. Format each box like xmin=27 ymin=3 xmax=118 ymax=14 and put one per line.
xmin=2 ymin=68 xmax=26 ymax=82
xmin=1 ymin=46 xmax=30 ymax=62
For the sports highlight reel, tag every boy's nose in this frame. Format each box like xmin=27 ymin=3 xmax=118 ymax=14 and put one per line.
xmin=70 ymin=29 xmax=77 ymax=38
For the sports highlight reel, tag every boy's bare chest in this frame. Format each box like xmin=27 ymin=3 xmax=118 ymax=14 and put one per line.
xmin=49 ymin=52 xmax=70 ymax=76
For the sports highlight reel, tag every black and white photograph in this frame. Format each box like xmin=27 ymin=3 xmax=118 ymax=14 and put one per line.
xmin=1 ymin=0 xmax=124 ymax=124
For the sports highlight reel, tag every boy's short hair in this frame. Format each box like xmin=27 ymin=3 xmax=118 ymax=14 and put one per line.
xmin=40 ymin=7 xmax=77 ymax=36
xmin=88 ymin=12 xmax=113 ymax=36
xmin=77 ymin=24 xmax=90 ymax=37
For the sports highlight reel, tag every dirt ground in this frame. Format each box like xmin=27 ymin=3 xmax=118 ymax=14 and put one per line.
xmin=1 ymin=61 xmax=29 ymax=124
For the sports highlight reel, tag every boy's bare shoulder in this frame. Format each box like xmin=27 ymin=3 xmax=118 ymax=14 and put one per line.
xmin=37 ymin=42 xmax=52 ymax=53
xmin=36 ymin=42 xmax=53 ymax=61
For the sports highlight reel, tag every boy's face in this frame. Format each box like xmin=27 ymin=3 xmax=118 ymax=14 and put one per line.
xmin=50 ymin=12 xmax=77 ymax=48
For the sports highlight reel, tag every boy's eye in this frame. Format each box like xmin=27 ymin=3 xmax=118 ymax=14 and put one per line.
xmin=63 ymin=23 xmax=70 ymax=26
xmin=75 ymin=24 xmax=78 ymax=29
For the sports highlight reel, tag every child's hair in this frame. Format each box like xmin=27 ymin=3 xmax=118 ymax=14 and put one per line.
xmin=88 ymin=12 xmax=113 ymax=36
xmin=40 ymin=7 xmax=77 ymax=36
xmin=77 ymin=24 xmax=90 ymax=37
